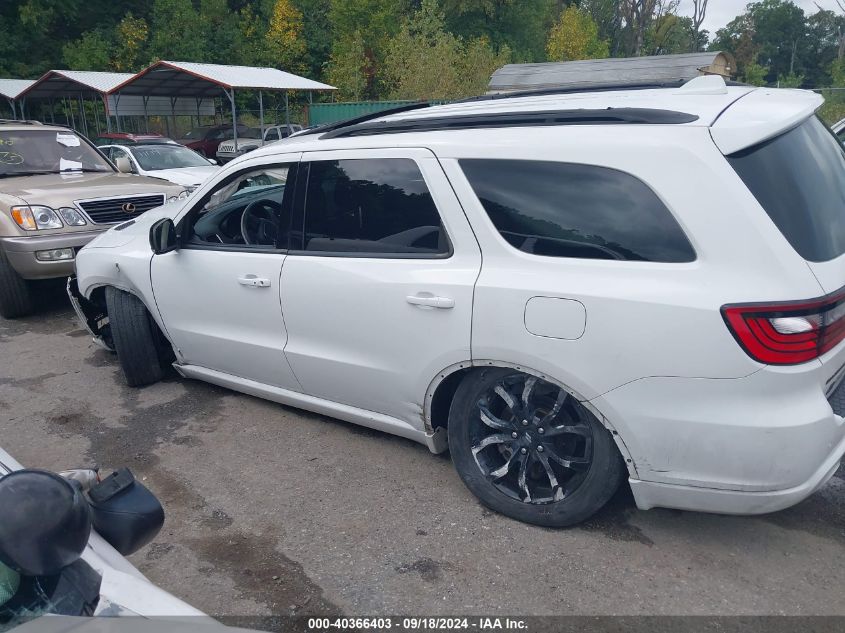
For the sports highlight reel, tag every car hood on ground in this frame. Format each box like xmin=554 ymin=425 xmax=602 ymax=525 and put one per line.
xmin=149 ymin=166 xmax=219 ymax=188
xmin=0 ymin=171 xmax=180 ymax=209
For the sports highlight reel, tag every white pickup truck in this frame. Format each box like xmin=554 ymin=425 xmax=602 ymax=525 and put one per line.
xmin=215 ymin=124 xmax=303 ymax=163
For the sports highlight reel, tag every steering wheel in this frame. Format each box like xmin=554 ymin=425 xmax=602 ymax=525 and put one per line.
xmin=241 ymin=198 xmax=283 ymax=246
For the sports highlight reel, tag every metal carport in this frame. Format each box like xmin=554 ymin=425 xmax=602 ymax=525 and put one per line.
xmin=0 ymin=79 xmax=36 ymax=119
xmin=17 ymin=70 xmax=133 ymax=136
xmin=111 ymin=60 xmax=336 ymax=151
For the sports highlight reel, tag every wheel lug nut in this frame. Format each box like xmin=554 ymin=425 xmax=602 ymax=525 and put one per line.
xmin=522 ymin=420 xmax=528 ymax=426
xmin=538 ymin=427 xmax=545 ymax=434
xmin=537 ymin=446 xmax=544 ymax=452
xmin=520 ymin=447 xmax=527 ymax=454
xmin=511 ymin=432 xmax=518 ymax=438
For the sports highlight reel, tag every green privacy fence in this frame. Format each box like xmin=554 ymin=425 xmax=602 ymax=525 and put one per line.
xmin=305 ymin=100 xmax=447 ymax=126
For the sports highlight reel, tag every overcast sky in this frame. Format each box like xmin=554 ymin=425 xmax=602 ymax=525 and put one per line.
xmin=676 ymin=0 xmax=842 ymax=35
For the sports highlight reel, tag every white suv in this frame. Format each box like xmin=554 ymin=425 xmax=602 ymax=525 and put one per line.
xmin=69 ymin=77 xmax=845 ymax=527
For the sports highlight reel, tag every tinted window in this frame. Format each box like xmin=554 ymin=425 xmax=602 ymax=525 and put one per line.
xmin=728 ymin=116 xmax=845 ymax=262
xmin=460 ymin=159 xmax=695 ymax=262
xmin=300 ymin=158 xmax=449 ymax=255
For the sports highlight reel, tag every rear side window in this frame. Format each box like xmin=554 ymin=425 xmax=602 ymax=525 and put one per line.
xmin=728 ymin=116 xmax=845 ymax=263
xmin=299 ymin=158 xmax=449 ymax=256
xmin=460 ymin=159 xmax=695 ymax=262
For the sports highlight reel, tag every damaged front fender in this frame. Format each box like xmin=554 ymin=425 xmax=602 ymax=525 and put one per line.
xmin=67 ymin=277 xmax=113 ymax=352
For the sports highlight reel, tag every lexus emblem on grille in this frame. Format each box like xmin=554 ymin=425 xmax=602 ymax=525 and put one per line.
xmin=121 ymin=202 xmax=136 ymax=213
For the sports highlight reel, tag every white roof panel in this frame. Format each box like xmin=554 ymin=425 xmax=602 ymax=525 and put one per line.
xmin=0 ymin=79 xmax=35 ymax=99
xmin=159 ymin=61 xmax=334 ymax=91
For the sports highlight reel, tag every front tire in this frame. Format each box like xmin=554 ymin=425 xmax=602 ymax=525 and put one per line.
xmin=105 ymin=287 xmax=171 ymax=387
xmin=0 ymin=248 xmax=33 ymax=319
xmin=448 ymin=368 xmax=624 ymax=527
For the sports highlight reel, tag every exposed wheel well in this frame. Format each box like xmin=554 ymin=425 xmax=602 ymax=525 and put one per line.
xmin=426 ymin=363 xmax=636 ymax=476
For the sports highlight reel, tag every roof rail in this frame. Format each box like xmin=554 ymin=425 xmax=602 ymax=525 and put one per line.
xmin=299 ymin=101 xmax=431 ymax=138
xmin=320 ymin=108 xmax=698 ymax=140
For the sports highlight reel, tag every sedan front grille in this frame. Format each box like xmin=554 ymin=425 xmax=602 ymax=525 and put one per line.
xmin=77 ymin=194 xmax=166 ymax=224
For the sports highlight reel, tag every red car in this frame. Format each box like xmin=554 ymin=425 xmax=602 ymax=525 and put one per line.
xmin=176 ymin=124 xmax=250 ymax=158
xmin=93 ymin=132 xmax=176 ymax=146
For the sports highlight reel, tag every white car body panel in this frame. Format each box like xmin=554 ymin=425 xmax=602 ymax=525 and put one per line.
xmin=0 ymin=447 xmax=204 ymax=617
xmin=73 ymin=83 xmax=845 ymax=517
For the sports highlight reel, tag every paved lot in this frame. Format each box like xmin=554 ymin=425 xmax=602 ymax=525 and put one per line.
xmin=1 ymin=284 xmax=844 ymax=622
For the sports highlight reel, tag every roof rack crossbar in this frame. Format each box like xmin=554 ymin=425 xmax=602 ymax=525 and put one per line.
xmin=320 ymin=108 xmax=698 ymax=140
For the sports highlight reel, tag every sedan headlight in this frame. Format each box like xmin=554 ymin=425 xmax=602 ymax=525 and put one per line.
xmin=57 ymin=207 xmax=87 ymax=226
xmin=10 ymin=206 xmax=63 ymax=230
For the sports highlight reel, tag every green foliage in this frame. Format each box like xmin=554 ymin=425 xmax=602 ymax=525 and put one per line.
xmin=326 ymin=30 xmax=370 ymax=99
xmin=743 ymin=62 xmax=769 ymax=86
xmin=382 ymin=0 xmax=510 ymax=100
xmin=777 ymin=72 xmax=804 ymax=88
xmin=63 ymin=31 xmax=112 ymax=71
xmin=546 ymin=6 xmax=609 ymax=62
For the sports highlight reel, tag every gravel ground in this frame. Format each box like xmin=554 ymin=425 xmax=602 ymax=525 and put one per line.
xmin=1 ymin=284 xmax=843 ymax=625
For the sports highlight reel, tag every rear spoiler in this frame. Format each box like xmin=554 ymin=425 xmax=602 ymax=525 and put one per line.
xmin=710 ymin=88 xmax=823 ymax=155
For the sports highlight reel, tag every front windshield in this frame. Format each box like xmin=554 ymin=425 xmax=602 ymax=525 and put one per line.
xmin=129 ymin=145 xmax=210 ymax=171
xmin=0 ymin=129 xmax=112 ymax=177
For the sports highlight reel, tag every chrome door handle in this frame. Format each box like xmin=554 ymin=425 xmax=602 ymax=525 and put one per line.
xmin=238 ymin=274 xmax=271 ymax=288
xmin=406 ymin=294 xmax=455 ymax=309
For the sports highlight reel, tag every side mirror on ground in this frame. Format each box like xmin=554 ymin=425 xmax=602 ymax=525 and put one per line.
xmin=114 ymin=156 xmax=134 ymax=173
xmin=88 ymin=468 xmax=164 ymax=556
xmin=149 ymin=218 xmax=178 ymax=255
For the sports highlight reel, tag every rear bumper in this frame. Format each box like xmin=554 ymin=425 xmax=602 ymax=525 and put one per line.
xmin=0 ymin=230 xmax=103 ymax=279
xmin=593 ymin=362 xmax=845 ymax=514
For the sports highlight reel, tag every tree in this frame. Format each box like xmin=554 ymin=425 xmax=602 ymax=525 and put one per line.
xmin=619 ymin=0 xmax=658 ymax=56
xmin=294 ymin=0 xmax=333 ymax=80
xmin=382 ymin=0 xmax=509 ymax=100
xmin=112 ymin=14 xmax=149 ymax=71
xmin=691 ymin=0 xmax=708 ymax=52
xmin=147 ymin=0 xmax=207 ymax=62
xmin=546 ymin=6 xmax=609 ymax=62
xmin=581 ymin=0 xmax=624 ymax=56
xmin=264 ymin=0 xmax=308 ymax=72
xmin=326 ymin=30 xmax=370 ymax=99
xmin=442 ymin=0 xmax=556 ymax=62
xmin=63 ymin=30 xmax=111 ymax=71
xmin=743 ymin=62 xmax=769 ymax=85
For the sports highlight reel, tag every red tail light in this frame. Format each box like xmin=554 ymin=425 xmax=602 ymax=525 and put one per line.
xmin=722 ymin=285 xmax=845 ymax=365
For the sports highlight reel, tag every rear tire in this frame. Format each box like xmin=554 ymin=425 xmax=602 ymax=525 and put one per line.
xmin=105 ymin=287 xmax=170 ymax=387
xmin=448 ymin=368 xmax=624 ymax=527
xmin=0 ymin=248 xmax=34 ymax=319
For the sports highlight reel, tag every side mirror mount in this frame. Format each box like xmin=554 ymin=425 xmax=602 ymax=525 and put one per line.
xmin=149 ymin=218 xmax=178 ymax=255
xmin=114 ymin=156 xmax=133 ymax=173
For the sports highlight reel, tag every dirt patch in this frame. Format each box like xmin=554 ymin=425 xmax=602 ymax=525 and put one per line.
xmin=395 ymin=557 xmax=456 ymax=582
xmin=191 ymin=530 xmax=342 ymax=627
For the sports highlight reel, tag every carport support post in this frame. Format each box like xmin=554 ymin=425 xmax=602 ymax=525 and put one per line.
xmin=285 ymin=91 xmax=290 ymax=127
xmin=143 ymin=96 xmax=150 ymax=133
xmin=8 ymin=99 xmax=15 ymax=120
xmin=225 ymin=88 xmax=238 ymax=153
xmin=259 ymin=90 xmax=264 ymax=147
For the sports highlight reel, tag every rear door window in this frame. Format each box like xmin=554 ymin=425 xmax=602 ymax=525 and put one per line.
xmin=728 ymin=116 xmax=845 ymax=262
xmin=460 ymin=159 xmax=695 ymax=262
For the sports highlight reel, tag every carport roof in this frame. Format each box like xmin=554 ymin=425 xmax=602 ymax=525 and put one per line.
xmin=19 ymin=70 xmax=134 ymax=99
xmin=0 ymin=79 xmax=36 ymax=100
xmin=112 ymin=60 xmax=335 ymax=97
